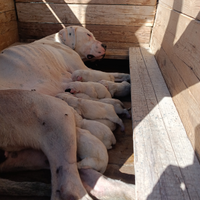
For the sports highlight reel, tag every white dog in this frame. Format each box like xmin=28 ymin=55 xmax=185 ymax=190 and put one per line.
xmin=72 ymin=69 xmax=115 ymax=82
xmin=80 ymin=119 xmax=116 ymax=149
xmin=0 ymin=26 xmax=133 ymax=199
xmin=74 ymin=92 xmax=131 ymax=118
xmin=65 ymin=81 xmax=111 ymax=99
xmin=76 ymin=127 xmax=108 ymax=173
xmin=0 ymin=90 xmax=134 ymax=200
xmin=99 ymin=80 xmax=131 ymax=97
xmin=56 ymin=92 xmax=125 ymax=131
xmin=0 ymin=90 xmax=90 ymax=200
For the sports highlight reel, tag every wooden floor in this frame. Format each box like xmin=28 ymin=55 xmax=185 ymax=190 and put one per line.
xmin=0 ymin=59 xmax=134 ymax=199
xmin=130 ymin=47 xmax=200 ymax=200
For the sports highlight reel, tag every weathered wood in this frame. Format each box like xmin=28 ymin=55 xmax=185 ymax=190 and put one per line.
xmin=18 ymin=22 xmax=151 ymax=46
xmin=151 ymin=4 xmax=200 ymax=89
xmin=159 ymin=0 xmax=200 ymax=20
xmin=15 ymin=0 xmax=157 ymax=6
xmin=150 ymin=3 xmax=200 ymax=159
xmin=0 ymin=29 xmax=19 ymax=52
xmin=16 ymin=3 xmax=156 ymax=26
xmin=0 ymin=0 xmax=15 ymax=13
xmin=141 ymin=47 xmax=200 ymax=199
xmin=0 ymin=0 xmax=19 ymax=51
xmin=154 ymin=47 xmax=200 ymax=161
xmin=130 ymin=47 xmax=200 ymax=200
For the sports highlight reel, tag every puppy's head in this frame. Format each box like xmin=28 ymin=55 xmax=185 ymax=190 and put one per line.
xmin=59 ymin=26 xmax=106 ymax=60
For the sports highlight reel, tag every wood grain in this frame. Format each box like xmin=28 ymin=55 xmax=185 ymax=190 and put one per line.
xmin=0 ymin=0 xmax=15 ymax=13
xmin=18 ymin=22 xmax=151 ymax=46
xmin=16 ymin=3 xmax=156 ymax=26
xmin=0 ymin=0 xmax=19 ymax=51
xmin=159 ymin=0 xmax=200 ymax=20
xmin=150 ymin=3 xmax=200 ymax=159
xmin=130 ymin=47 xmax=200 ymax=200
xmin=15 ymin=0 xmax=157 ymax=6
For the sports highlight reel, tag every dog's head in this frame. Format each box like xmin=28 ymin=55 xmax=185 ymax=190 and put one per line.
xmin=58 ymin=26 xmax=106 ymax=60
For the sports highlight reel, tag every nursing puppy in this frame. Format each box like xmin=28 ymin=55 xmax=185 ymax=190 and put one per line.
xmin=99 ymin=98 xmax=131 ymax=118
xmin=72 ymin=109 xmax=116 ymax=149
xmin=66 ymin=81 xmax=111 ymax=99
xmin=80 ymin=119 xmax=116 ymax=149
xmin=76 ymin=128 xmax=108 ymax=173
xmin=99 ymin=80 xmax=131 ymax=97
xmin=72 ymin=69 xmax=115 ymax=82
xmin=56 ymin=92 xmax=125 ymax=131
xmin=74 ymin=93 xmax=131 ymax=118
xmin=95 ymin=119 xmax=117 ymax=131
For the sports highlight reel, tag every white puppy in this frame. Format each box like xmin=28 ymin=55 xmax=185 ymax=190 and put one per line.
xmin=108 ymin=72 xmax=130 ymax=82
xmin=72 ymin=69 xmax=115 ymax=82
xmin=56 ymin=93 xmax=125 ymax=131
xmin=76 ymin=127 xmax=108 ymax=174
xmin=65 ymin=81 xmax=111 ymax=99
xmin=99 ymin=80 xmax=131 ymax=97
xmin=99 ymin=98 xmax=131 ymax=118
xmin=95 ymin=119 xmax=117 ymax=131
xmin=73 ymin=93 xmax=130 ymax=118
xmin=72 ymin=108 xmax=116 ymax=149
xmin=81 ymin=119 xmax=116 ymax=149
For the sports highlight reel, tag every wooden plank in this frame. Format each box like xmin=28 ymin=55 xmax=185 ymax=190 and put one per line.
xmin=141 ymin=47 xmax=200 ymax=200
xmin=0 ymin=10 xmax=17 ymax=23
xmin=154 ymin=47 xmax=200 ymax=161
xmin=15 ymin=0 xmax=157 ymax=6
xmin=130 ymin=47 xmax=200 ymax=200
xmin=150 ymin=3 xmax=200 ymax=158
xmin=0 ymin=10 xmax=18 ymax=51
xmin=159 ymin=0 xmax=200 ymax=20
xmin=151 ymin=4 xmax=200 ymax=105
xmin=18 ymin=22 xmax=151 ymax=46
xmin=0 ymin=0 xmax=15 ymax=13
xmin=130 ymin=47 xmax=188 ymax=200
xmin=16 ymin=3 xmax=156 ymax=26
xmin=130 ymin=47 xmax=155 ymax=199
xmin=0 ymin=29 xmax=18 ymax=51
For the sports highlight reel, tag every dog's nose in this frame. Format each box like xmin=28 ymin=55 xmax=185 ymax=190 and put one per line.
xmin=101 ymin=43 xmax=107 ymax=50
xmin=65 ymin=89 xmax=71 ymax=93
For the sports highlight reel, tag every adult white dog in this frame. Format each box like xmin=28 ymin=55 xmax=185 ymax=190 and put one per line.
xmin=0 ymin=26 xmax=134 ymax=199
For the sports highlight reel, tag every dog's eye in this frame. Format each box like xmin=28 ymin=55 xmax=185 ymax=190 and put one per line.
xmin=87 ymin=33 xmax=91 ymax=37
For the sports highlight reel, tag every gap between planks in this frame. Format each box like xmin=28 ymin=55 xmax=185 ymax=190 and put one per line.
xmin=129 ymin=47 xmax=200 ymax=200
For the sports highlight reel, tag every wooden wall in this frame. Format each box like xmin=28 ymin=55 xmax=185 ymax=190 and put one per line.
xmin=150 ymin=0 xmax=200 ymax=160
xmin=0 ymin=0 xmax=19 ymax=51
xmin=15 ymin=0 xmax=157 ymax=58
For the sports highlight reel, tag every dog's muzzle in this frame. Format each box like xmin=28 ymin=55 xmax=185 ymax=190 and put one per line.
xmin=87 ymin=54 xmax=95 ymax=59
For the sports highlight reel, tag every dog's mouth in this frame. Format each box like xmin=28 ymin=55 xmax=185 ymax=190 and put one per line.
xmin=87 ymin=54 xmax=105 ymax=60
xmin=87 ymin=54 xmax=95 ymax=59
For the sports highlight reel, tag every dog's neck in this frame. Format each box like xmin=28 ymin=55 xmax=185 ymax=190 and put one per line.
xmin=55 ymin=27 xmax=76 ymax=50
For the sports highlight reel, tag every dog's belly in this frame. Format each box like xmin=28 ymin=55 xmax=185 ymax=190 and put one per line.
xmin=0 ymin=43 xmax=87 ymax=95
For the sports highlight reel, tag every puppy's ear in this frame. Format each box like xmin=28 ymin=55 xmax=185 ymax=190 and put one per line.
xmin=59 ymin=27 xmax=76 ymax=49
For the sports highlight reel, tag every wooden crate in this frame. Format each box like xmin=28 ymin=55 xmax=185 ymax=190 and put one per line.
xmin=14 ymin=0 xmax=157 ymax=59
xmin=1 ymin=0 xmax=200 ymax=199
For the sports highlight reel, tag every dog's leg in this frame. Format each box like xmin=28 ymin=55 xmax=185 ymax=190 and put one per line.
xmin=0 ymin=90 xmax=91 ymax=200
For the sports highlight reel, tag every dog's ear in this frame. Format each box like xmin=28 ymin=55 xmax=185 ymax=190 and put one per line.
xmin=59 ymin=27 xmax=76 ymax=49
